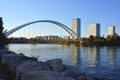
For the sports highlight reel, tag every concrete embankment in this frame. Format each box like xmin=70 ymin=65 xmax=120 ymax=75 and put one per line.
xmin=0 ymin=49 xmax=103 ymax=80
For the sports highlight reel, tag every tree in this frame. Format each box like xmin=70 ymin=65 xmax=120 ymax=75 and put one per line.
xmin=0 ymin=17 xmax=8 ymax=48
xmin=89 ymin=35 xmax=94 ymax=41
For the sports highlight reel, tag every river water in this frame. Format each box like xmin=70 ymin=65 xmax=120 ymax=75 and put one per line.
xmin=8 ymin=44 xmax=120 ymax=80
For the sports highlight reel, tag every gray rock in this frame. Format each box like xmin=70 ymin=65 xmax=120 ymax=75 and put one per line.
xmin=59 ymin=77 xmax=76 ymax=80
xmin=61 ymin=69 xmax=77 ymax=78
xmin=0 ymin=49 xmax=9 ymax=54
xmin=2 ymin=53 xmax=16 ymax=65
xmin=62 ymin=65 xmax=81 ymax=78
xmin=77 ymin=75 xmax=87 ymax=80
xmin=0 ymin=51 xmax=16 ymax=61
xmin=1 ymin=53 xmax=26 ymax=65
xmin=21 ymin=70 xmax=75 ymax=80
xmin=5 ymin=51 xmax=16 ymax=54
xmin=9 ymin=59 xmax=32 ymax=71
xmin=16 ymin=61 xmax=51 ymax=80
xmin=1 ymin=53 xmax=30 ymax=72
xmin=45 ymin=58 xmax=63 ymax=72
xmin=77 ymin=74 xmax=99 ymax=80
xmin=87 ymin=77 xmax=95 ymax=80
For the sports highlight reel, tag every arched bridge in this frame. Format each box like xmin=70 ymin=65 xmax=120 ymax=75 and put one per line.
xmin=6 ymin=20 xmax=78 ymax=38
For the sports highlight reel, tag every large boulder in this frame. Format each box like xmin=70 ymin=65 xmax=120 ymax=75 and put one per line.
xmin=76 ymin=74 xmax=97 ymax=80
xmin=1 ymin=53 xmax=30 ymax=71
xmin=20 ymin=70 xmax=75 ymax=80
xmin=76 ymin=75 xmax=87 ymax=80
xmin=61 ymin=69 xmax=77 ymax=78
xmin=45 ymin=58 xmax=63 ymax=72
xmin=62 ymin=65 xmax=81 ymax=78
xmin=0 ymin=51 xmax=16 ymax=61
xmin=0 ymin=49 xmax=9 ymax=54
xmin=1 ymin=53 xmax=27 ymax=65
xmin=16 ymin=61 xmax=51 ymax=80
xmin=8 ymin=59 xmax=32 ymax=72
xmin=4 ymin=51 xmax=16 ymax=54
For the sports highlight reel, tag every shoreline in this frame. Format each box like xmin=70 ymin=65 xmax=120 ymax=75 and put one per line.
xmin=0 ymin=49 xmax=104 ymax=80
xmin=8 ymin=42 xmax=120 ymax=47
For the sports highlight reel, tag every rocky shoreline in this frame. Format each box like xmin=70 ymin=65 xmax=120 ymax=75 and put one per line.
xmin=0 ymin=49 xmax=104 ymax=80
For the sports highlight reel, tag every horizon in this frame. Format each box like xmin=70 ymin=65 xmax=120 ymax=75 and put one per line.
xmin=0 ymin=0 xmax=120 ymax=38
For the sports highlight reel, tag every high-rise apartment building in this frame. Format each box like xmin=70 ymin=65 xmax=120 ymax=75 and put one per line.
xmin=72 ymin=18 xmax=80 ymax=39
xmin=88 ymin=23 xmax=100 ymax=37
xmin=108 ymin=26 xmax=115 ymax=35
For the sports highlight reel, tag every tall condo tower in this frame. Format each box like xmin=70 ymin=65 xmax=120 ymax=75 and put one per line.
xmin=72 ymin=18 xmax=81 ymax=39
xmin=108 ymin=26 xmax=115 ymax=35
xmin=88 ymin=23 xmax=100 ymax=37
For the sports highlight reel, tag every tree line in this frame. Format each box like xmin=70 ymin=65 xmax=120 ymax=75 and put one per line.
xmin=82 ymin=35 xmax=120 ymax=45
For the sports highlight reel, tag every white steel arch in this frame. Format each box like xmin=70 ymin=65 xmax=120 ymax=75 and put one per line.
xmin=6 ymin=20 xmax=78 ymax=38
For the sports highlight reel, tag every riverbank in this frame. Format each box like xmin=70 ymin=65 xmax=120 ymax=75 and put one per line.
xmin=8 ymin=40 xmax=120 ymax=46
xmin=80 ymin=42 xmax=120 ymax=46
xmin=0 ymin=49 xmax=105 ymax=80
xmin=8 ymin=39 xmax=81 ymax=46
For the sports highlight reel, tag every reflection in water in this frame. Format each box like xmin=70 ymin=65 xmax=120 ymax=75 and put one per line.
xmin=106 ymin=47 xmax=116 ymax=70
xmin=8 ymin=44 xmax=120 ymax=80
xmin=71 ymin=45 xmax=81 ymax=66
xmin=88 ymin=46 xmax=100 ymax=67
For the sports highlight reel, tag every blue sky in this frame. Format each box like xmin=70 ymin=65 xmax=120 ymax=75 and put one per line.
xmin=0 ymin=0 xmax=120 ymax=38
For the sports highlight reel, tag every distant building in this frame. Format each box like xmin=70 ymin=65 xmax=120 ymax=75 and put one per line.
xmin=9 ymin=37 xmax=28 ymax=43
xmin=63 ymin=36 xmax=70 ymax=40
xmin=108 ymin=26 xmax=115 ymax=35
xmin=36 ymin=36 xmax=44 ymax=40
xmin=48 ymin=35 xmax=59 ymax=41
xmin=72 ymin=18 xmax=81 ymax=39
xmin=43 ymin=36 xmax=49 ymax=40
xmin=88 ymin=23 xmax=100 ymax=37
xmin=35 ymin=35 xmax=60 ymax=41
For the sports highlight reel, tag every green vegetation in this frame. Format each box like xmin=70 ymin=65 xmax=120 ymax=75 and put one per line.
xmin=27 ymin=38 xmax=80 ymax=46
xmin=51 ymin=39 xmax=80 ymax=46
xmin=0 ymin=17 xmax=8 ymax=48
xmin=8 ymin=35 xmax=120 ymax=46
xmin=82 ymin=35 xmax=120 ymax=46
